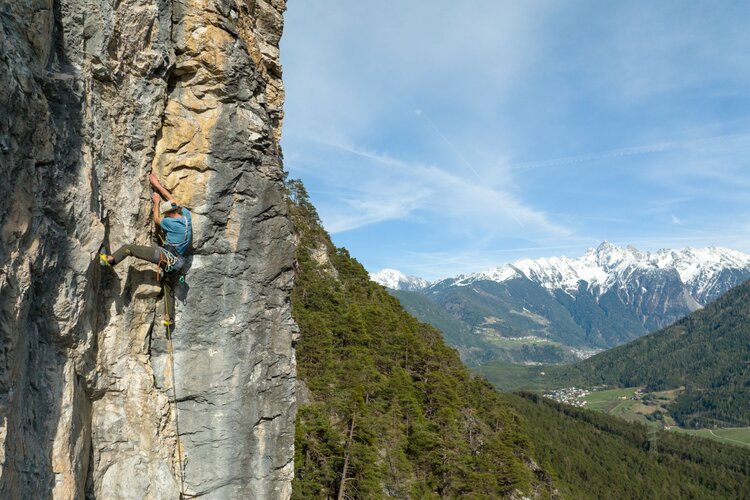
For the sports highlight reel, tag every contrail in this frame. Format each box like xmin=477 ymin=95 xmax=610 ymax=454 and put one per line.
xmin=417 ymin=110 xmax=483 ymax=184
xmin=414 ymin=107 xmax=525 ymax=228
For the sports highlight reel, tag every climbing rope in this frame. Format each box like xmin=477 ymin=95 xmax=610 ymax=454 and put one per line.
xmin=166 ymin=322 xmax=189 ymax=499
xmin=163 ymin=282 xmax=194 ymax=498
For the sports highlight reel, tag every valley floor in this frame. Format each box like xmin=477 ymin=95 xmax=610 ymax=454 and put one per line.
xmin=549 ymin=385 xmax=750 ymax=448
xmin=677 ymin=428 xmax=750 ymax=448
xmin=474 ymin=362 xmax=750 ymax=448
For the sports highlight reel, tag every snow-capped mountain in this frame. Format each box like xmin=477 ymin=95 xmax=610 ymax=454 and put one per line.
xmin=444 ymin=242 xmax=750 ymax=304
xmin=388 ymin=242 xmax=750 ymax=365
xmin=371 ymin=268 xmax=431 ymax=291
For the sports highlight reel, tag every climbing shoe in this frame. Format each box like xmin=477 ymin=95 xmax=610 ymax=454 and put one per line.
xmin=98 ymin=245 xmax=113 ymax=268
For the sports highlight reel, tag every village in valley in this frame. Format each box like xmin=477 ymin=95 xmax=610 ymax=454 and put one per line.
xmin=544 ymin=387 xmax=645 ymax=409
xmin=543 ymin=387 xmax=592 ymax=408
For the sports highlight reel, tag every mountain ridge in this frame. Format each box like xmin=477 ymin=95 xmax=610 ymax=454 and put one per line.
xmin=370 ymin=268 xmax=432 ymax=291
xmin=375 ymin=242 xmax=750 ymax=303
xmin=374 ymin=242 xmax=750 ymax=364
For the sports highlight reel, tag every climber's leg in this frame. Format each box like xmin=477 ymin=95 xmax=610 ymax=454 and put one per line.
xmin=109 ymin=244 xmax=161 ymax=266
xmin=162 ymin=277 xmax=176 ymax=326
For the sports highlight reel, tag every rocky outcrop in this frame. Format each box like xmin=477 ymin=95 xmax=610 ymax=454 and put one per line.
xmin=0 ymin=0 xmax=295 ymax=498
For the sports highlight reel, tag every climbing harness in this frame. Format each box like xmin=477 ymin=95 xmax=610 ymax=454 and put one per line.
xmin=158 ymin=247 xmax=185 ymax=278
xmin=162 ymin=250 xmax=178 ymax=272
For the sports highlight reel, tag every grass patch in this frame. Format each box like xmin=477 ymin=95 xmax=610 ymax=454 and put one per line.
xmin=673 ymin=427 xmax=750 ymax=448
xmin=583 ymin=388 xmax=637 ymax=412
xmin=581 ymin=387 xmax=682 ymax=427
xmin=473 ymin=362 xmax=550 ymax=392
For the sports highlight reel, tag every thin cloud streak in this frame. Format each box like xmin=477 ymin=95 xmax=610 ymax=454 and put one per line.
xmin=415 ymin=108 xmax=526 ymax=228
xmin=315 ymin=139 xmax=567 ymax=236
xmin=325 ymin=191 xmax=431 ymax=234
xmin=510 ymin=130 xmax=750 ymax=171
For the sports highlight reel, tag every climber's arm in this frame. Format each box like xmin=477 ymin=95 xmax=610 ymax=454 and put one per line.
xmin=152 ymin=193 xmax=162 ymax=226
xmin=149 ymin=173 xmax=177 ymax=203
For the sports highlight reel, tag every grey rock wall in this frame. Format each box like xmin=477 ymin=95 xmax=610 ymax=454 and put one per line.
xmin=0 ymin=0 xmax=295 ymax=498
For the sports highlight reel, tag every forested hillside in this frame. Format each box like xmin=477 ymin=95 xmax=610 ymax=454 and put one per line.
xmin=287 ymin=179 xmax=750 ymax=498
xmin=287 ymin=180 xmax=548 ymax=498
xmin=511 ymin=393 xmax=750 ymax=499
xmin=541 ymin=280 xmax=750 ymax=427
xmin=390 ymin=289 xmax=498 ymax=366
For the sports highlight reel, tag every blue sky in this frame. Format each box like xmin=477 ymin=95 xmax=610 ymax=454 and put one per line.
xmin=280 ymin=1 xmax=750 ymax=280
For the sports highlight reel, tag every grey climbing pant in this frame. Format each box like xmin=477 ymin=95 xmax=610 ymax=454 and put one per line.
xmin=111 ymin=244 xmax=160 ymax=265
xmin=110 ymin=244 xmax=176 ymax=323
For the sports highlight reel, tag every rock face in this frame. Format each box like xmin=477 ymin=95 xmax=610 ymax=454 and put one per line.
xmin=0 ymin=0 xmax=296 ymax=498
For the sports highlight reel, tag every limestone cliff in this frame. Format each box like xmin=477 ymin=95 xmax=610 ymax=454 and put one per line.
xmin=0 ymin=0 xmax=296 ymax=498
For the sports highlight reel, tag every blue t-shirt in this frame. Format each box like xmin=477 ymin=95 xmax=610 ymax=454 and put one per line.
xmin=160 ymin=209 xmax=192 ymax=255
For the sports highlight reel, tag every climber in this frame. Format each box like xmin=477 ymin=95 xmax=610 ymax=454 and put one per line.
xmin=99 ymin=173 xmax=193 ymax=326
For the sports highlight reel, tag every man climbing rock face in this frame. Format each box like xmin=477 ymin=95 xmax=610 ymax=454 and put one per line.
xmin=99 ymin=173 xmax=193 ymax=326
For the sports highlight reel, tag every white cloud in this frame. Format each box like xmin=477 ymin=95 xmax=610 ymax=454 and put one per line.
xmin=325 ymin=190 xmax=431 ymax=234
xmin=310 ymin=139 xmax=570 ymax=238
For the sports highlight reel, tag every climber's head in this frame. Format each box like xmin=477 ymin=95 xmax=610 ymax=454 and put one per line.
xmin=160 ymin=200 xmax=181 ymax=217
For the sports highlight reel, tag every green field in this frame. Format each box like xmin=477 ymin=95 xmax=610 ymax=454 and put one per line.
xmin=674 ymin=427 xmax=750 ymax=448
xmin=476 ymin=359 xmax=750 ymax=450
xmin=581 ymin=388 xmax=750 ymax=448
xmin=581 ymin=387 xmax=682 ymax=427
xmin=473 ymin=362 xmax=548 ymax=391
xmin=583 ymin=387 xmax=637 ymax=412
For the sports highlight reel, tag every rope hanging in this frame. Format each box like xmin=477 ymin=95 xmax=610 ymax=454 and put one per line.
xmin=166 ymin=321 xmax=191 ymax=498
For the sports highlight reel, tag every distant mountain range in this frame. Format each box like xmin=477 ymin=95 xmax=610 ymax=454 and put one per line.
xmin=372 ymin=242 xmax=750 ymax=365
xmin=369 ymin=268 xmax=431 ymax=291
xmin=488 ymin=278 xmax=750 ymax=428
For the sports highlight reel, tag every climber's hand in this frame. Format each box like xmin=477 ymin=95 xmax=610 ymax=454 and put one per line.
xmin=149 ymin=173 xmax=161 ymax=189
xmin=151 ymin=193 xmax=161 ymax=205
xmin=149 ymin=173 xmax=176 ymax=203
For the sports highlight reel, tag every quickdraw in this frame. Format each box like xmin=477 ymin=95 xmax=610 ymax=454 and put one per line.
xmin=159 ymin=248 xmax=179 ymax=274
